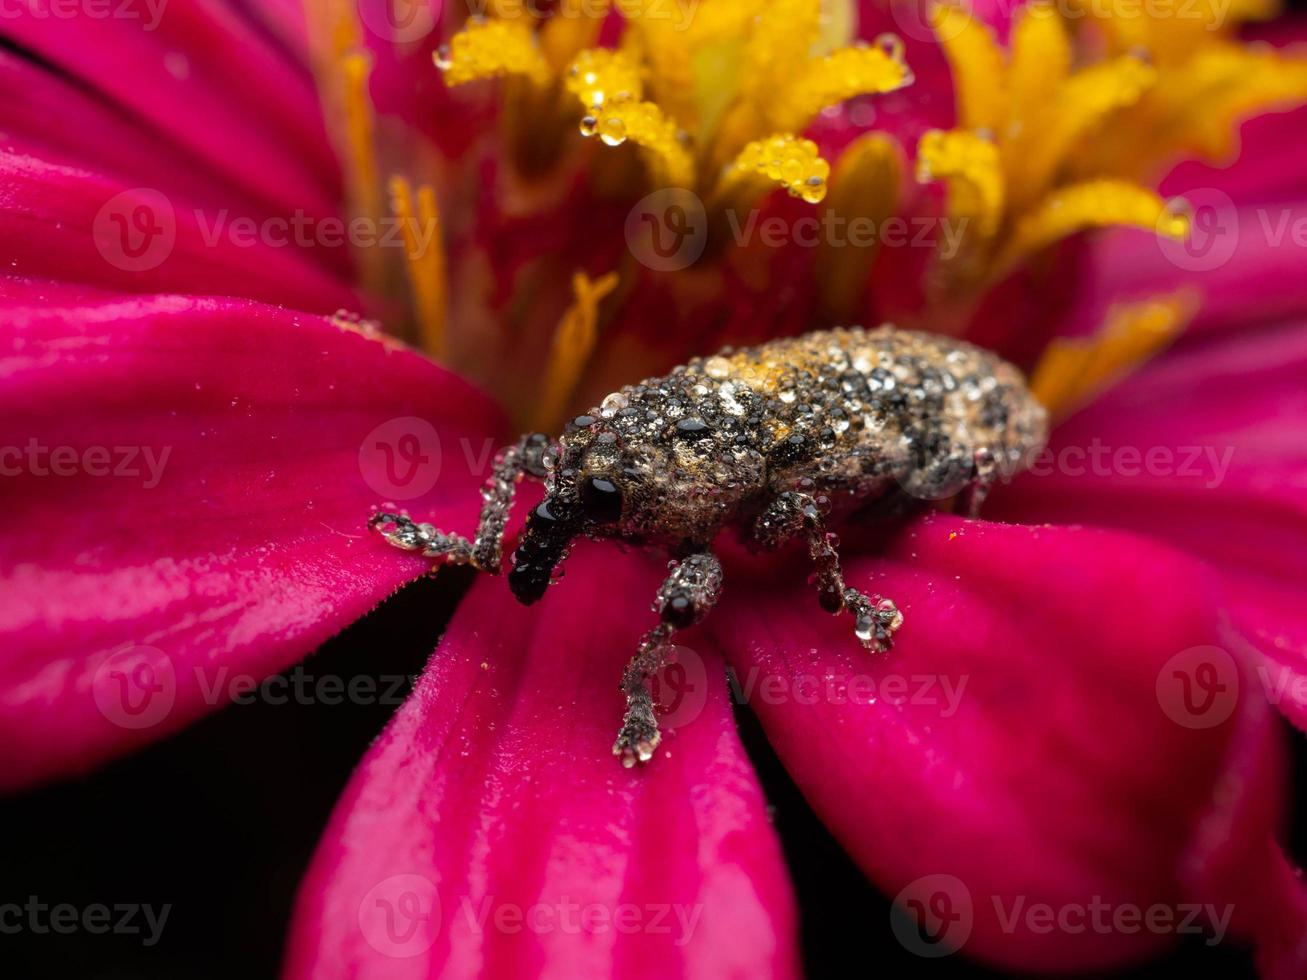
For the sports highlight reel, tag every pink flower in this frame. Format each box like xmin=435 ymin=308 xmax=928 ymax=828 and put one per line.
xmin=2 ymin=1 xmax=1307 ymax=976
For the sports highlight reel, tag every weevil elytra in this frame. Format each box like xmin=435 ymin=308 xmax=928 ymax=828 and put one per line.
xmin=371 ymin=325 xmax=1049 ymax=766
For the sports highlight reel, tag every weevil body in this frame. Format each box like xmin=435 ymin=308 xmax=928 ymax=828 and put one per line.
xmin=372 ymin=325 xmax=1048 ymax=765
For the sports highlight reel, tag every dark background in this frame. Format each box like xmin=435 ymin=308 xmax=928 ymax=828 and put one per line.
xmin=3 ymin=568 xmax=1304 ymax=979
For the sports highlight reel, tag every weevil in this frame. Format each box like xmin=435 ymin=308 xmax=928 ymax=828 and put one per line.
xmin=370 ymin=325 xmax=1049 ymax=765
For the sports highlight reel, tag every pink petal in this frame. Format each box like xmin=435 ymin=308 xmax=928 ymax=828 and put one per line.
xmin=2 ymin=0 xmax=339 ymax=216
xmin=0 ymin=152 xmax=359 ymax=313
xmin=709 ymin=516 xmax=1286 ymax=971
xmin=0 ymin=292 xmax=503 ymax=789
xmin=285 ymin=545 xmax=799 ymax=980
xmin=993 ymin=319 xmax=1307 ymax=730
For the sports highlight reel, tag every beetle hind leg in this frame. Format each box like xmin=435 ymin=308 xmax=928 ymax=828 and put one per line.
xmin=753 ymin=491 xmax=903 ymax=653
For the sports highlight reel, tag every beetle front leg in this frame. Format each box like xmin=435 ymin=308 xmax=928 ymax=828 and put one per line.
xmin=369 ymin=432 xmax=551 ymax=573
xmin=752 ymin=491 xmax=903 ymax=653
xmin=614 ymin=552 xmax=723 ymax=767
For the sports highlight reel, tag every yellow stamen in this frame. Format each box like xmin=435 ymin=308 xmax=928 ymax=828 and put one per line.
xmin=1006 ymin=56 xmax=1157 ymax=211
xmin=437 ymin=18 xmax=550 ymax=87
xmin=389 ymin=176 xmax=448 ymax=361
xmin=724 ymin=133 xmax=832 ymax=204
xmin=739 ymin=0 xmax=823 ymax=108
xmin=1030 ymin=290 xmax=1198 ymax=418
xmin=992 ymin=180 xmax=1188 ymax=280
xmin=576 ymin=94 xmax=696 ymax=188
xmin=1006 ymin=3 xmax=1069 ymax=133
xmin=565 ymin=47 xmax=644 ymax=107
xmin=536 ymin=271 xmax=621 ymax=430
xmin=931 ymin=3 xmax=1007 ymax=132
xmin=818 ymin=134 xmax=903 ymax=320
xmin=770 ymin=38 xmax=915 ymax=132
xmin=916 ymin=129 xmax=1004 ymax=240
xmin=341 ymin=50 xmax=385 ymax=292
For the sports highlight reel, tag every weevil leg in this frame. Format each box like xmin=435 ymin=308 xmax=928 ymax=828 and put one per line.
xmin=752 ymin=491 xmax=903 ymax=653
xmin=958 ymin=447 xmax=999 ymax=519
xmin=614 ymin=552 xmax=723 ymax=768
xmin=369 ymin=432 xmax=551 ymax=573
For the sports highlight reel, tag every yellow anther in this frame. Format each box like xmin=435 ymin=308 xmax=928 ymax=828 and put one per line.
xmin=576 ymin=95 xmax=696 ymax=188
xmin=536 ymin=271 xmax=622 ymax=430
xmin=993 ymin=180 xmax=1188 ymax=279
xmin=436 ymin=18 xmax=550 ymax=87
xmin=389 ymin=176 xmax=448 ymax=362
xmin=916 ymin=129 xmax=1004 ymax=240
xmin=566 ymin=48 xmax=644 ymax=108
xmin=931 ymin=3 xmax=1008 ymax=132
xmin=739 ymin=0 xmax=824 ymax=105
xmin=726 ymin=134 xmax=832 ymax=204
xmin=771 ymin=38 xmax=915 ymax=132
xmin=1030 ymin=290 xmax=1198 ymax=419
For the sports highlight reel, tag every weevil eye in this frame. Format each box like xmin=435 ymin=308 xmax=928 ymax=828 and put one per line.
xmin=580 ymin=475 xmax=623 ymax=523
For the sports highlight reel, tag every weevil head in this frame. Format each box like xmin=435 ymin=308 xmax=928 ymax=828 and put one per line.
xmin=507 ymin=413 xmax=655 ymax=605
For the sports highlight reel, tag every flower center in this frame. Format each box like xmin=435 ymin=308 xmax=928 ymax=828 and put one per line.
xmin=305 ymin=0 xmax=1307 ymax=427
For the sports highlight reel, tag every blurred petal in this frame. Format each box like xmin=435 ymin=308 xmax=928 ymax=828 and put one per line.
xmin=1 ymin=0 xmax=339 ymax=215
xmin=285 ymin=546 xmax=799 ymax=980
xmin=710 ymin=516 xmax=1286 ymax=971
xmin=0 ymin=291 xmax=503 ymax=789
xmin=996 ymin=318 xmax=1307 ymax=731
